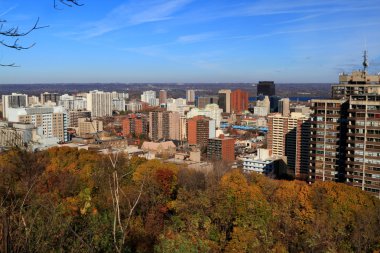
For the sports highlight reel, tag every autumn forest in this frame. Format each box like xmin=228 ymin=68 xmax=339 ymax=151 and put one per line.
xmin=1 ymin=147 xmax=380 ymax=252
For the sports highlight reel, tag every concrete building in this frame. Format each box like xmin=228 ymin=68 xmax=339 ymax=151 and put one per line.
xmin=207 ymin=135 xmax=235 ymax=162
xmin=278 ymin=98 xmax=290 ymax=117
xmin=241 ymin=149 xmax=281 ymax=175
xmin=166 ymin=98 xmax=191 ymax=115
xmin=59 ymin=94 xmax=87 ymax=111
xmin=218 ymin=89 xmax=231 ymax=113
xmin=141 ymin=90 xmax=158 ymax=106
xmin=28 ymin=96 xmax=40 ymax=106
xmin=68 ymin=111 xmax=91 ymax=127
xmin=231 ymin=89 xmax=249 ymax=113
xmin=86 ymin=90 xmax=113 ymax=117
xmin=257 ymin=81 xmax=275 ymax=96
xmin=159 ymin=90 xmax=167 ymax=105
xmin=256 ymin=96 xmax=270 ymax=114
xmin=346 ymin=94 xmax=380 ymax=196
xmin=122 ymin=114 xmax=148 ymax=137
xmin=149 ymin=111 xmax=181 ymax=141
xmin=112 ymin=98 xmax=126 ymax=112
xmin=309 ymin=99 xmax=348 ymax=182
xmin=126 ymin=100 xmax=143 ymax=112
xmin=197 ymin=96 xmax=219 ymax=109
xmin=187 ymin=115 xmax=215 ymax=147
xmin=291 ymin=105 xmax=311 ymax=117
xmin=332 ymin=71 xmax=380 ymax=99
xmin=186 ymin=104 xmax=223 ymax=128
xmin=7 ymin=106 xmax=68 ymax=142
xmin=186 ymin=90 xmax=195 ymax=104
xmin=0 ymin=122 xmax=59 ymax=150
xmin=41 ymin=92 xmax=59 ymax=105
xmin=310 ymin=53 xmax=380 ymax=197
xmin=254 ymin=106 xmax=269 ymax=117
xmin=77 ymin=118 xmax=103 ymax=136
xmin=2 ymin=93 xmax=28 ymax=119
xmin=268 ymin=112 xmax=310 ymax=179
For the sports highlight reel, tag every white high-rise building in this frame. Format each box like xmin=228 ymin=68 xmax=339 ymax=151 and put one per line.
xmin=59 ymin=94 xmax=87 ymax=111
xmin=7 ymin=106 xmax=68 ymax=142
xmin=141 ymin=90 xmax=157 ymax=106
xmin=2 ymin=93 xmax=28 ymax=119
xmin=186 ymin=103 xmax=223 ymax=128
xmin=112 ymin=98 xmax=126 ymax=111
xmin=186 ymin=90 xmax=195 ymax=103
xmin=28 ymin=96 xmax=40 ymax=106
xmin=86 ymin=90 xmax=113 ymax=117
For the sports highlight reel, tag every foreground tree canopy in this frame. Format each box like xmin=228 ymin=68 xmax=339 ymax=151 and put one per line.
xmin=1 ymin=147 xmax=379 ymax=252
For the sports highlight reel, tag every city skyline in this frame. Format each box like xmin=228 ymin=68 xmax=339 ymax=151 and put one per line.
xmin=0 ymin=0 xmax=380 ymax=84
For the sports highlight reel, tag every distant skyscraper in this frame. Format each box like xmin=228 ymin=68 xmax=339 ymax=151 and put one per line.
xmin=257 ymin=81 xmax=275 ymax=96
xmin=159 ymin=90 xmax=167 ymax=105
xmin=2 ymin=93 xmax=28 ymax=119
xmin=141 ymin=90 xmax=157 ymax=106
xmin=196 ymin=96 xmax=219 ymax=109
xmin=86 ymin=90 xmax=113 ymax=117
xmin=230 ymin=89 xmax=249 ymax=113
xmin=278 ymin=98 xmax=290 ymax=117
xmin=186 ymin=90 xmax=195 ymax=104
xmin=270 ymin=95 xmax=282 ymax=113
xmin=218 ymin=89 xmax=231 ymax=113
xmin=41 ymin=92 xmax=60 ymax=104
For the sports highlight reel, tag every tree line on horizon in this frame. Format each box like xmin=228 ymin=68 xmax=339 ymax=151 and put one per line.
xmin=1 ymin=147 xmax=379 ymax=252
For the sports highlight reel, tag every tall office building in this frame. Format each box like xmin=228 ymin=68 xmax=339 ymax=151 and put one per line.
xmin=7 ymin=106 xmax=68 ymax=142
xmin=186 ymin=90 xmax=195 ymax=104
xmin=270 ymin=95 xmax=282 ymax=113
xmin=122 ymin=114 xmax=148 ymax=137
xmin=187 ymin=115 xmax=215 ymax=147
xmin=41 ymin=92 xmax=60 ymax=104
xmin=257 ymin=81 xmax=275 ymax=96
xmin=2 ymin=93 xmax=28 ymax=119
xmin=86 ymin=90 xmax=113 ymax=117
xmin=141 ymin=90 xmax=158 ymax=106
xmin=278 ymin=98 xmax=290 ymax=117
xmin=159 ymin=90 xmax=168 ymax=105
xmin=218 ymin=89 xmax=231 ymax=113
xmin=267 ymin=112 xmax=310 ymax=178
xmin=197 ymin=96 xmax=219 ymax=109
xmin=230 ymin=89 xmax=249 ymax=113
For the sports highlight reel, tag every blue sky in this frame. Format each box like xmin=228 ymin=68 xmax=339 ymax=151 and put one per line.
xmin=0 ymin=0 xmax=380 ymax=84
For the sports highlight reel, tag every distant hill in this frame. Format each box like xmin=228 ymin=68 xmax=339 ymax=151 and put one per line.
xmin=0 ymin=82 xmax=331 ymax=99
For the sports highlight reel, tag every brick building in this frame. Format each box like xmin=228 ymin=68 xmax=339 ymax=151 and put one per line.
xmin=207 ymin=135 xmax=235 ymax=162
xmin=230 ymin=89 xmax=249 ymax=113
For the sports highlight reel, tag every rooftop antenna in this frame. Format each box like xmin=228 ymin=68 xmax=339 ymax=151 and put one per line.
xmin=363 ymin=38 xmax=368 ymax=72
